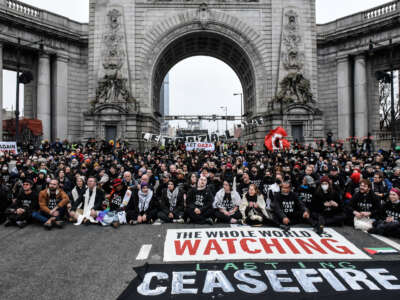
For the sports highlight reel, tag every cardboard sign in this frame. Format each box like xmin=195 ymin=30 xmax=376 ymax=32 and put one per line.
xmin=163 ymin=228 xmax=370 ymax=262
xmin=185 ymin=142 xmax=215 ymax=152
xmin=118 ymin=261 xmax=400 ymax=300
xmin=0 ymin=142 xmax=18 ymax=154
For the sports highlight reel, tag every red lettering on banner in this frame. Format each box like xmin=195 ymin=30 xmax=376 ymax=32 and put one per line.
xmin=282 ymin=238 xmax=300 ymax=254
xmin=174 ymin=240 xmax=201 ymax=256
xmin=259 ymin=238 xmax=286 ymax=254
xmin=204 ymin=239 xmax=224 ymax=255
xmin=296 ymin=238 xmax=327 ymax=254
xmin=321 ymin=239 xmax=354 ymax=254
xmin=222 ymin=239 xmax=237 ymax=254
xmin=240 ymin=238 xmax=261 ymax=254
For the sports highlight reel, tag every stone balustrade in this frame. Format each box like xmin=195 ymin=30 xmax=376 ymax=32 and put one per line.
xmin=363 ymin=1 xmax=398 ymax=20
xmin=6 ymin=0 xmax=40 ymax=18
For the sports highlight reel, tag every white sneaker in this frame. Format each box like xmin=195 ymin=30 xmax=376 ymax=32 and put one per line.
xmin=176 ymin=218 xmax=185 ymax=224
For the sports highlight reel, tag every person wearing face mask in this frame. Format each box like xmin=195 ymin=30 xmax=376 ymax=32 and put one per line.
xmin=185 ymin=176 xmax=214 ymax=225
xmin=262 ymin=170 xmax=280 ymax=209
xmin=368 ymin=188 xmax=400 ymax=237
xmin=328 ymin=166 xmax=345 ymax=197
xmin=249 ymin=166 xmax=262 ymax=189
xmin=312 ymin=176 xmax=346 ymax=228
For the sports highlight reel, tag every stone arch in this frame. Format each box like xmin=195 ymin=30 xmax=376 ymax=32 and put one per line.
xmin=137 ymin=9 xmax=269 ymax=119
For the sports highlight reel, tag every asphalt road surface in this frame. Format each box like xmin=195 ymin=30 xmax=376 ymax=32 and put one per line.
xmin=0 ymin=223 xmax=399 ymax=300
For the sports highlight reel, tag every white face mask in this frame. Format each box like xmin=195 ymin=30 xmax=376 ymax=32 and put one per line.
xmin=321 ymin=184 xmax=329 ymax=191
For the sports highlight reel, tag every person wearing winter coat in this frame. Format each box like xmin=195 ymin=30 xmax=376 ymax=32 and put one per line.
xmin=69 ymin=177 xmax=105 ymax=225
xmin=298 ymin=175 xmax=316 ymax=211
xmin=311 ymin=176 xmax=346 ymax=227
xmin=240 ymin=184 xmax=274 ymax=226
xmin=4 ymin=179 xmax=38 ymax=228
xmin=213 ymin=181 xmax=242 ymax=224
xmin=34 ymin=179 xmax=69 ymax=230
xmin=127 ymin=182 xmax=158 ymax=225
xmin=157 ymin=181 xmax=185 ymax=223
xmin=368 ymin=188 xmax=400 ymax=238
xmin=185 ymin=176 xmax=214 ymax=225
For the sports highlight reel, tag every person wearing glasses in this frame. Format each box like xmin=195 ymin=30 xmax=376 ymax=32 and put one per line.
xmin=4 ymin=179 xmax=38 ymax=228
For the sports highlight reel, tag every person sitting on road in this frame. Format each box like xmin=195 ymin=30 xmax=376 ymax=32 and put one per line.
xmin=273 ymin=181 xmax=313 ymax=232
xmin=69 ymin=177 xmax=105 ymax=225
xmin=157 ymin=180 xmax=185 ymax=223
xmin=213 ymin=180 xmax=242 ymax=224
xmin=127 ymin=182 xmax=158 ymax=225
xmin=34 ymin=179 xmax=69 ymax=230
xmin=185 ymin=176 xmax=214 ymax=225
xmin=240 ymin=184 xmax=273 ymax=227
xmin=368 ymin=188 xmax=400 ymax=238
xmin=4 ymin=179 xmax=38 ymax=228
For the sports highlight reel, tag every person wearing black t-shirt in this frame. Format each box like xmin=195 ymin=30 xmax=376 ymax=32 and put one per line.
xmin=186 ymin=176 xmax=214 ymax=225
xmin=237 ymin=173 xmax=251 ymax=198
xmin=5 ymin=179 xmax=38 ymax=228
xmin=349 ymin=179 xmax=381 ymax=224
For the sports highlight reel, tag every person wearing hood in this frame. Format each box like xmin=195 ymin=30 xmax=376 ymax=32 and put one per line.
xmin=157 ymin=180 xmax=185 ymax=223
xmin=298 ymin=175 xmax=316 ymax=211
xmin=261 ymin=170 xmax=280 ymax=210
xmin=186 ymin=176 xmax=214 ymax=225
xmin=240 ymin=184 xmax=274 ymax=226
xmin=368 ymin=188 xmax=400 ymax=237
xmin=127 ymin=182 xmax=157 ymax=225
xmin=311 ymin=176 xmax=346 ymax=228
xmin=213 ymin=181 xmax=242 ymax=224
xmin=344 ymin=171 xmax=361 ymax=204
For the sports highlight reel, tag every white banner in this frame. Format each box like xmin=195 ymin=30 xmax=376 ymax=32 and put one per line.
xmin=185 ymin=142 xmax=215 ymax=151
xmin=163 ymin=227 xmax=370 ymax=262
xmin=0 ymin=142 xmax=18 ymax=154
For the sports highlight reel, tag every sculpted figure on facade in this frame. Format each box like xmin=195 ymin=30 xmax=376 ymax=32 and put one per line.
xmin=95 ymin=8 xmax=133 ymax=105
xmin=282 ymin=10 xmax=304 ymax=71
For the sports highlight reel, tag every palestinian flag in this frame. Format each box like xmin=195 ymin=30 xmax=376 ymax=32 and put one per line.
xmin=364 ymin=247 xmax=398 ymax=255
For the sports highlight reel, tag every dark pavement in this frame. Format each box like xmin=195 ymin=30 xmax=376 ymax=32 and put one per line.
xmin=0 ymin=223 xmax=399 ymax=300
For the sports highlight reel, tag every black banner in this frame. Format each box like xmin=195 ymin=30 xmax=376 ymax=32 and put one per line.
xmin=118 ymin=261 xmax=400 ymax=300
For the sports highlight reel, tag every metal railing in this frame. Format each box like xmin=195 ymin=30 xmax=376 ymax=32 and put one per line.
xmin=6 ymin=0 xmax=41 ymax=18
xmin=363 ymin=0 xmax=398 ymax=20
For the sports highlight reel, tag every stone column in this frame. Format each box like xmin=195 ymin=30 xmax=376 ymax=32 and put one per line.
xmin=0 ymin=43 xmax=3 ymax=140
xmin=53 ymin=54 xmax=69 ymax=140
xmin=37 ymin=53 xmax=51 ymax=141
xmin=354 ymin=54 xmax=369 ymax=138
xmin=337 ymin=56 xmax=352 ymax=140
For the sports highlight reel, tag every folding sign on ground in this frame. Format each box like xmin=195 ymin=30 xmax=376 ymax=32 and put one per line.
xmin=163 ymin=227 xmax=370 ymax=262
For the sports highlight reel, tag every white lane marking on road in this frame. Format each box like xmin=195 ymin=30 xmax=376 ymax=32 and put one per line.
xmin=371 ymin=234 xmax=400 ymax=251
xmin=136 ymin=244 xmax=152 ymax=260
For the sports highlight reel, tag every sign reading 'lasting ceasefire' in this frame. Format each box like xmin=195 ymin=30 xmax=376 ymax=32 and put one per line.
xmin=118 ymin=261 xmax=400 ymax=300
xmin=163 ymin=228 xmax=371 ymax=261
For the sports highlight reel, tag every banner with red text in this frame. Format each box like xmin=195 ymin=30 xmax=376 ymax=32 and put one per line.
xmin=185 ymin=142 xmax=215 ymax=151
xmin=163 ymin=227 xmax=370 ymax=262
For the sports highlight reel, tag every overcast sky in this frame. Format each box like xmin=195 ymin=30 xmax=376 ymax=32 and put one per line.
xmin=2 ymin=0 xmax=393 ymax=131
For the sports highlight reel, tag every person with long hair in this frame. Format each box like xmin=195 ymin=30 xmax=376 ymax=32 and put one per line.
xmin=240 ymin=184 xmax=273 ymax=226
xmin=157 ymin=180 xmax=185 ymax=223
xmin=213 ymin=181 xmax=242 ymax=224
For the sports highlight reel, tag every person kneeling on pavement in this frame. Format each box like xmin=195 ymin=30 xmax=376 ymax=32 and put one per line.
xmin=34 ymin=179 xmax=69 ymax=230
xmin=4 ymin=179 xmax=38 ymax=228
xmin=213 ymin=180 xmax=242 ymax=224
xmin=240 ymin=184 xmax=274 ymax=226
xmin=273 ymin=181 xmax=314 ymax=232
xmin=186 ymin=176 xmax=214 ymax=225
xmin=127 ymin=182 xmax=157 ymax=225
xmin=368 ymin=188 xmax=400 ymax=237
xmin=69 ymin=177 xmax=105 ymax=225
xmin=157 ymin=180 xmax=185 ymax=223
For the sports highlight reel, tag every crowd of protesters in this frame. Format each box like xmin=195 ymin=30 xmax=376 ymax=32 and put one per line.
xmin=0 ymin=137 xmax=399 ymax=239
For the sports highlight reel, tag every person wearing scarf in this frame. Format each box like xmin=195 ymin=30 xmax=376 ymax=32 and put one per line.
xmin=368 ymin=188 xmax=400 ymax=237
xmin=240 ymin=184 xmax=273 ymax=226
xmin=185 ymin=176 xmax=214 ymax=225
xmin=213 ymin=181 xmax=242 ymax=224
xmin=157 ymin=181 xmax=185 ymax=223
xmin=127 ymin=182 xmax=157 ymax=225
xmin=70 ymin=177 xmax=104 ymax=225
